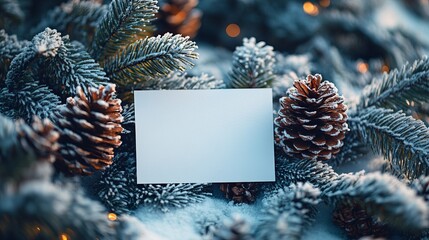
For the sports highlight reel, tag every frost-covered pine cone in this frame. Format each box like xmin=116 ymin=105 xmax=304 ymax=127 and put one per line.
xmin=333 ymin=201 xmax=387 ymax=239
xmin=220 ymin=183 xmax=259 ymax=204
xmin=15 ymin=116 xmax=59 ymax=163
xmin=274 ymin=74 xmax=348 ymax=161
xmin=54 ymin=84 xmax=123 ymax=175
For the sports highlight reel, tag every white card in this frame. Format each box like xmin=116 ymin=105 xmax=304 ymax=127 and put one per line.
xmin=134 ymin=89 xmax=275 ymax=184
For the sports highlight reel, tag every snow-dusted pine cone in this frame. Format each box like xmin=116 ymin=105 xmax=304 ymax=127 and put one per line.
xmin=220 ymin=183 xmax=259 ymax=204
xmin=274 ymin=74 xmax=348 ymax=161
xmin=54 ymin=84 xmax=123 ymax=175
xmin=156 ymin=0 xmax=202 ymax=38
xmin=15 ymin=116 xmax=59 ymax=163
xmin=333 ymin=201 xmax=386 ymax=239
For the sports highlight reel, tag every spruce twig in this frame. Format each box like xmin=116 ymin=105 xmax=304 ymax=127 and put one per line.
xmin=92 ymin=0 xmax=158 ymax=60
xmin=103 ymin=33 xmax=198 ymax=85
xmin=349 ymin=106 xmax=429 ymax=180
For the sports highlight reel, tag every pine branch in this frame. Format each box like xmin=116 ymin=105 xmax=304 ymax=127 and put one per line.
xmin=328 ymin=129 xmax=368 ymax=167
xmin=91 ymin=0 xmax=158 ymax=60
xmin=0 ymin=0 xmax=24 ymax=28
xmin=103 ymin=33 xmax=198 ymax=86
xmin=5 ymin=28 xmax=107 ymax=100
xmin=229 ymin=37 xmax=275 ymax=88
xmin=256 ymin=182 xmax=320 ymax=240
xmin=0 ymin=114 xmax=59 ymax=182
xmin=146 ymin=72 xmax=225 ymax=90
xmin=212 ymin=214 xmax=254 ymax=240
xmin=0 ymin=80 xmax=61 ymax=122
xmin=0 ymin=30 xmax=30 ymax=85
xmin=0 ymin=180 xmax=115 ymax=239
xmin=97 ymin=152 xmax=143 ymax=214
xmin=5 ymin=28 xmax=64 ymax=90
xmin=0 ymin=114 xmax=34 ymax=181
xmin=40 ymin=40 xmax=107 ymax=99
xmin=269 ymin=156 xmax=429 ymax=231
xmin=326 ymin=172 xmax=429 ymax=231
xmin=97 ymin=151 xmax=211 ymax=213
xmin=357 ymin=56 xmax=429 ymax=111
xmin=349 ymin=106 xmax=429 ymax=180
xmin=141 ymin=183 xmax=211 ymax=213
xmin=33 ymin=0 xmax=107 ymax=46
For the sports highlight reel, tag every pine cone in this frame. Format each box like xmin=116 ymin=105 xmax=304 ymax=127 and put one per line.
xmin=333 ymin=201 xmax=387 ymax=239
xmin=274 ymin=74 xmax=348 ymax=161
xmin=54 ymin=84 xmax=123 ymax=175
xmin=15 ymin=116 xmax=59 ymax=163
xmin=156 ymin=0 xmax=202 ymax=38
xmin=220 ymin=183 xmax=259 ymax=204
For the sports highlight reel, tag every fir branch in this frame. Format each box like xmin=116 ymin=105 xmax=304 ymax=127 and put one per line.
xmin=0 ymin=0 xmax=24 ymax=28
xmin=411 ymin=175 xmax=429 ymax=203
xmin=211 ymin=214 xmax=254 ymax=240
xmin=146 ymin=72 xmax=225 ymax=90
xmin=116 ymin=215 xmax=164 ymax=240
xmin=141 ymin=183 xmax=211 ymax=213
xmin=0 ymin=30 xmax=30 ymax=85
xmin=97 ymin=152 xmax=211 ymax=213
xmin=269 ymin=156 xmax=429 ymax=231
xmin=33 ymin=0 xmax=107 ymax=46
xmin=0 ymin=80 xmax=61 ymax=122
xmin=326 ymin=172 xmax=429 ymax=231
xmin=40 ymin=40 xmax=107 ymax=99
xmin=256 ymin=182 xmax=320 ymax=240
xmin=357 ymin=56 xmax=429 ymax=111
xmin=0 ymin=180 xmax=115 ymax=239
xmin=349 ymin=106 xmax=429 ymax=180
xmin=229 ymin=37 xmax=275 ymax=88
xmin=92 ymin=0 xmax=158 ymax=60
xmin=97 ymin=152 xmax=143 ymax=214
xmin=103 ymin=33 xmax=198 ymax=86
xmin=328 ymin=130 xmax=368 ymax=167
xmin=5 ymin=28 xmax=63 ymax=90
xmin=0 ymin=114 xmax=34 ymax=181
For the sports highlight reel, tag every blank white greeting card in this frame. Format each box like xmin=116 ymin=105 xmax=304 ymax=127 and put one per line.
xmin=134 ymin=89 xmax=275 ymax=184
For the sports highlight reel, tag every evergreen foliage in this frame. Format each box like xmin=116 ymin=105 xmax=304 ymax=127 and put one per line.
xmin=40 ymin=39 xmax=107 ymax=99
xmin=0 ymin=0 xmax=24 ymax=28
xmin=0 ymin=80 xmax=61 ymax=122
xmin=92 ymin=0 xmax=158 ymax=60
xmin=33 ymin=0 xmax=107 ymax=46
xmin=358 ymin=57 xmax=429 ymax=112
xmin=97 ymin=152 xmax=211 ymax=213
xmin=326 ymin=172 xmax=429 ymax=231
xmin=256 ymin=182 xmax=320 ymax=240
xmin=0 ymin=180 xmax=115 ymax=239
xmin=270 ymin=155 xmax=429 ymax=231
xmin=349 ymin=106 xmax=429 ymax=180
xmin=0 ymin=113 xmax=35 ymax=181
xmin=0 ymin=30 xmax=30 ymax=84
xmin=229 ymin=37 xmax=275 ymax=88
xmin=211 ymin=214 xmax=254 ymax=240
xmin=103 ymin=33 xmax=198 ymax=86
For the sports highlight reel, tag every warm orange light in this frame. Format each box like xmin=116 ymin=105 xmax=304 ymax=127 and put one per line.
xmin=303 ymin=2 xmax=319 ymax=16
xmin=320 ymin=0 xmax=330 ymax=7
xmin=36 ymin=226 xmax=41 ymax=231
xmin=357 ymin=62 xmax=369 ymax=73
xmin=381 ymin=64 xmax=389 ymax=73
xmin=107 ymin=212 xmax=117 ymax=221
xmin=60 ymin=234 xmax=69 ymax=240
xmin=226 ymin=24 xmax=240 ymax=38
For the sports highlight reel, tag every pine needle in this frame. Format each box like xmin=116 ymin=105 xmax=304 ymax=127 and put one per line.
xmin=349 ymin=106 xmax=429 ymax=180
